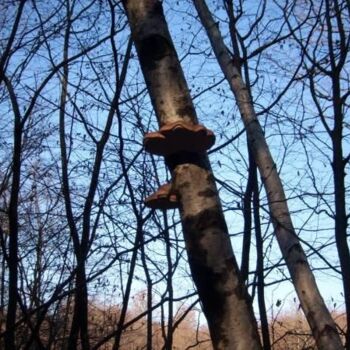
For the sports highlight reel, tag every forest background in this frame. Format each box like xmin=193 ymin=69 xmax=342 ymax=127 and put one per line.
xmin=0 ymin=0 xmax=349 ymax=349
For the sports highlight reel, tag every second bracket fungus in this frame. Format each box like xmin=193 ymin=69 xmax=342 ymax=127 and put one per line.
xmin=144 ymin=183 xmax=179 ymax=210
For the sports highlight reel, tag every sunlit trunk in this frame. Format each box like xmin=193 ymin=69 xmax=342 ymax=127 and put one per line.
xmin=192 ymin=0 xmax=343 ymax=349
xmin=122 ymin=1 xmax=262 ymax=349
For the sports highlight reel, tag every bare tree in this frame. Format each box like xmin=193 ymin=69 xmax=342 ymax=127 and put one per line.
xmin=122 ymin=1 xmax=262 ymax=349
xmin=191 ymin=0 xmax=343 ymax=349
xmin=284 ymin=0 xmax=350 ymax=347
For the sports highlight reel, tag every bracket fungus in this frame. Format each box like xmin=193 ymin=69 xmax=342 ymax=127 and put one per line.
xmin=144 ymin=183 xmax=179 ymax=210
xmin=144 ymin=121 xmax=215 ymax=156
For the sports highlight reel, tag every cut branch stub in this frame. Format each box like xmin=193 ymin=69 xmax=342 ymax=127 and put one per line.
xmin=144 ymin=183 xmax=178 ymax=210
xmin=144 ymin=121 xmax=215 ymax=156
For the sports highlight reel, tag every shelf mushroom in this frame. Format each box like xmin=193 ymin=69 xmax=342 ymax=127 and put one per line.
xmin=144 ymin=121 xmax=215 ymax=156
xmin=144 ymin=183 xmax=179 ymax=210
xmin=144 ymin=120 xmax=215 ymax=210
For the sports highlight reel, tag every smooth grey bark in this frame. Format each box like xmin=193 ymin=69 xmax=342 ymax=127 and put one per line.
xmin=309 ymin=1 xmax=350 ymax=347
xmin=122 ymin=1 xmax=262 ymax=349
xmin=192 ymin=1 xmax=343 ymax=349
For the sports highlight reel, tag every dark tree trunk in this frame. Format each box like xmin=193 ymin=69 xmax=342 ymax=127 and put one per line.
xmin=253 ymin=165 xmax=271 ymax=350
xmin=241 ymin=148 xmax=254 ymax=284
xmin=5 ymin=121 xmax=21 ymax=350
xmin=3 ymin=71 xmax=23 ymax=350
xmin=331 ymin=74 xmax=350 ymax=350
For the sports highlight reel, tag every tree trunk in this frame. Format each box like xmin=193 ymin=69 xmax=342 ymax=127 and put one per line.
xmin=331 ymin=73 xmax=350 ymax=350
xmin=67 ymin=259 xmax=89 ymax=350
xmin=5 ymin=121 xmax=21 ymax=350
xmin=241 ymin=148 xmax=254 ymax=283
xmin=253 ymin=164 xmax=271 ymax=350
xmin=3 ymin=70 xmax=23 ymax=350
xmin=192 ymin=1 xmax=343 ymax=349
xmin=122 ymin=1 xmax=262 ymax=349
